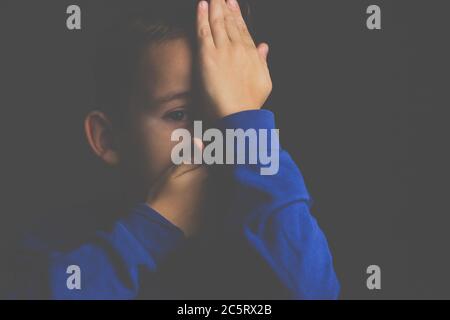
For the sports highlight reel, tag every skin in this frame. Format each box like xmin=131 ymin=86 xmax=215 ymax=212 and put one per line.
xmin=84 ymin=0 xmax=272 ymax=236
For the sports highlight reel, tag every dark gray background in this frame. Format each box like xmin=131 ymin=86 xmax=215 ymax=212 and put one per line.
xmin=0 ymin=0 xmax=449 ymax=299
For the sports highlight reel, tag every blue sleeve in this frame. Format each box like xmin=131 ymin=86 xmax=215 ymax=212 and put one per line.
xmin=9 ymin=110 xmax=339 ymax=300
xmin=9 ymin=204 xmax=185 ymax=299
xmin=216 ymin=109 xmax=340 ymax=300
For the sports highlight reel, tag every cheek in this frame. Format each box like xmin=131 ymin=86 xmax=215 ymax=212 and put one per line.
xmin=138 ymin=119 xmax=179 ymax=178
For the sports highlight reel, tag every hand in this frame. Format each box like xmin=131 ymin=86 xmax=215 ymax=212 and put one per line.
xmin=146 ymin=151 xmax=208 ymax=237
xmin=196 ymin=0 xmax=272 ymax=119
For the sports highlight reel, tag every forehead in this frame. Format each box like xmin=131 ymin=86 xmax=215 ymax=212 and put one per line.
xmin=140 ymin=37 xmax=194 ymax=100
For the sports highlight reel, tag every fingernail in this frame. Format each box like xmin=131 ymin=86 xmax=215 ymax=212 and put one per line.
xmin=228 ymin=0 xmax=239 ymax=9
xmin=199 ymin=1 xmax=208 ymax=10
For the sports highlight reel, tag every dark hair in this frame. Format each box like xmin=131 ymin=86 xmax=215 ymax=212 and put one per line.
xmin=93 ymin=0 xmax=253 ymax=129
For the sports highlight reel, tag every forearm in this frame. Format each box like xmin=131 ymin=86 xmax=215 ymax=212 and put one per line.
xmin=217 ymin=109 xmax=340 ymax=299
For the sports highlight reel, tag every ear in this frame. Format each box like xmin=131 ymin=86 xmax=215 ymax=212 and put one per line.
xmin=84 ymin=111 xmax=120 ymax=166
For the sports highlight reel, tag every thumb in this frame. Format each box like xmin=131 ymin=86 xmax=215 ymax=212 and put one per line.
xmin=257 ymin=42 xmax=269 ymax=63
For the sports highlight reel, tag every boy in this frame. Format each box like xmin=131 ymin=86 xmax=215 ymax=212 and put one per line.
xmin=8 ymin=0 xmax=339 ymax=299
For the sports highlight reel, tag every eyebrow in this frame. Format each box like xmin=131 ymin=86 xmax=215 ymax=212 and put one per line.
xmin=153 ymin=91 xmax=191 ymax=105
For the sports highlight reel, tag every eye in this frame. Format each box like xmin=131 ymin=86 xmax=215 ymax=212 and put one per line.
xmin=164 ymin=109 xmax=189 ymax=122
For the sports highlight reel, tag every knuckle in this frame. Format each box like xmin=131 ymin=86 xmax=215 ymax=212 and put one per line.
xmin=211 ymin=18 xmax=225 ymax=28
xmin=234 ymin=45 xmax=247 ymax=56
xmin=237 ymin=19 xmax=248 ymax=32
xmin=231 ymin=42 xmax=245 ymax=51
xmin=224 ymin=15 xmax=235 ymax=24
xmin=199 ymin=26 xmax=211 ymax=38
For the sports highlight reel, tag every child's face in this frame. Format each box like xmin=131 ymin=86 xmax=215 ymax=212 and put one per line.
xmin=126 ymin=37 xmax=200 ymax=185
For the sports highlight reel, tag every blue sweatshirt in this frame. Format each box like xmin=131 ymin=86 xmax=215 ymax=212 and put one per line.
xmin=7 ymin=110 xmax=340 ymax=299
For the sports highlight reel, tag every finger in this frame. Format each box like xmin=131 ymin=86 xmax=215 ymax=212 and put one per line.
xmin=257 ymin=42 xmax=269 ymax=63
xmin=192 ymin=136 xmax=204 ymax=165
xmin=175 ymin=138 xmax=206 ymax=178
xmin=197 ymin=1 xmax=215 ymax=49
xmin=172 ymin=140 xmax=203 ymax=172
xmin=209 ymin=0 xmax=230 ymax=47
xmin=193 ymin=137 xmax=205 ymax=153
xmin=223 ymin=0 xmax=241 ymax=43
xmin=227 ymin=0 xmax=255 ymax=47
